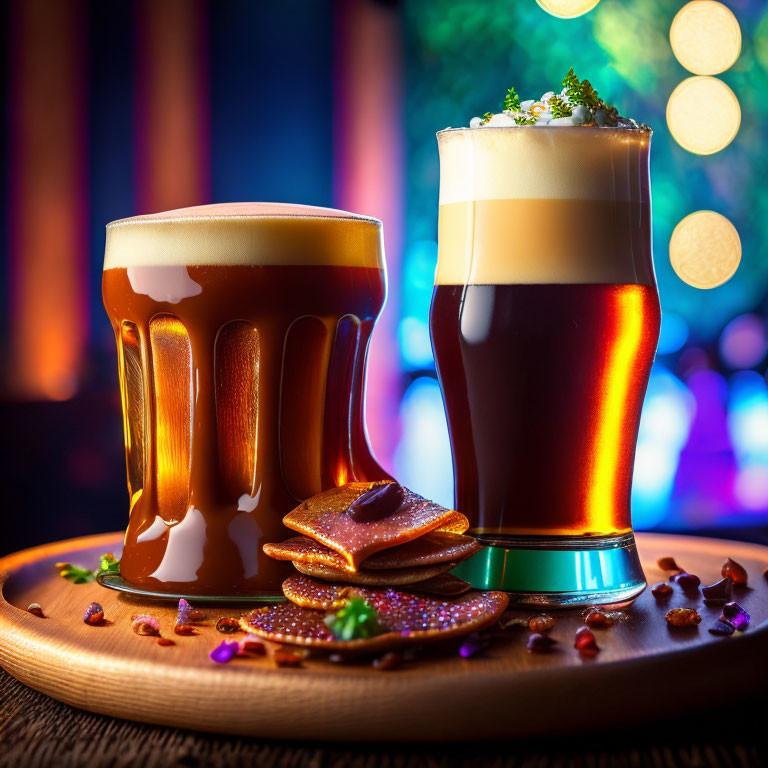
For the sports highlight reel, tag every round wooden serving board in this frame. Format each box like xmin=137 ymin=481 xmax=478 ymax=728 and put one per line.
xmin=1 ymin=532 xmax=766 ymax=742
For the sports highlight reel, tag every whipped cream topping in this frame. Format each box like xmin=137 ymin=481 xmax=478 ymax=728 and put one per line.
xmin=467 ymin=69 xmax=645 ymax=130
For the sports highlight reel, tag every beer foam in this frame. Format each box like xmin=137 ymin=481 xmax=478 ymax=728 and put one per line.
xmin=436 ymin=129 xmax=654 ymax=285
xmin=438 ymin=127 xmax=650 ymax=204
xmin=104 ymin=203 xmax=384 ymax=270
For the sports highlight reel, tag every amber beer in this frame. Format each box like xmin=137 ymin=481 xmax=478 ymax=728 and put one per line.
xmin=103 ymin=203 xmax=388 ymax=596
xmin=431 ymin=127 xmax=659 ymax=602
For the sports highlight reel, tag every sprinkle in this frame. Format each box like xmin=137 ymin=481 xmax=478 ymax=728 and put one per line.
xmin=210 ymin=640 xmax=239 ymax=664
xmin=657 ymin=556 xmax=682 ymax=572
xmin=187 ymin=608 xmax=205 ymax=622
xmin=58 ymin=562 xmax=96 ymax=585
xmin=216 ymin=617 xmax=242 ymax=634
xmin=665 ymin=608 xmax=701 ymax=628
xmin=26 ymin=603 xmax=45 ymax=618
xmin=176 ymin=598 xmax=191 ymax=625
xmin=173 ymin=623 xmax=196 ymax=636
xmin=701 ymin=577 xmax=732 ymax=605
xmin=458 ymin=632 xmax=490 ymax=658
xmin=527 ymin=633 xmax=557 ymax=653
xmin=372 ymin=651 xmax=402 ymax=670
xmin=574 ymin=626 xmax=600 ymax=657
xmin=157 ymin=638 xmax=175 ymax=646
xmin=273 ymin=648 xmax=303 ymax=668
xmin=651 ymin=582 xmax=673 ymax=599
xmin=131 ymin=614 xmax=160 ymax=636
xmin=528 ymin=614 xmax=555 ymax=633
xmin=721 ymin=558 xmax=748 ymax=586
xmin=708 ymin=620 xmax=735 ymax=637
xmin=584 ymin=609 xmax=614 ymax=628
xmin=671 ymin=572 xmax=701 ymax=594
xmin=238 ymin=638 xmax=267 ymax=656
xmin=83 ymin=602 xmax=104 ymax=625
xmin=721 ymin=602 xmax=750 ymax=631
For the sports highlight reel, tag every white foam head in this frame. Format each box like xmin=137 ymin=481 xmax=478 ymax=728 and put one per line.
xmin=436 ymin=127 xmax=653 ymax=285
xmin=104 ymin=203 xmax=384 ymax=270
xmin=438 ymin=127 xmax=651 ymax=205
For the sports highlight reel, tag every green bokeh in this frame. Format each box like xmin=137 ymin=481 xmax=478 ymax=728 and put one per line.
xmin=404 ymin=0 xmax=768 ymax=342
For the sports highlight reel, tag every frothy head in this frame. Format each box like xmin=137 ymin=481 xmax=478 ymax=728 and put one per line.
xmin=436 ymin=128 xmax=653 ymax=286
xmin=104 ymin=203 xmax=384 ymax=270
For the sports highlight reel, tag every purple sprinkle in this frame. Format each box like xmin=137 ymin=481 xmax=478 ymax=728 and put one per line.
xmin=210 ymin=640 xmax=238 ymax=664
xmin=459 ymin=632 xmax=489 ymax=659
xmin=177 ymin=598 xmax=190 ymax=625
xmin=672 ymin=572 xmax=701 ymax=593
xmin=721 ymin=602 xmax=750 ymax=631
xmin=708 ymin=620 xmax=735 ymax=636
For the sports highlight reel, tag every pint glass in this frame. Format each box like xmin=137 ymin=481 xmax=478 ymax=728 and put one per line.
xmin=431 ymin=128 xmax=659 ymax=606
xmin=103 ymin=203 xmax=387 ymax=597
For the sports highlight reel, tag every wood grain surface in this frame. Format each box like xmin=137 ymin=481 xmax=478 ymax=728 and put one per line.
xmin=1 ymin=532 xmax=767 ymax=742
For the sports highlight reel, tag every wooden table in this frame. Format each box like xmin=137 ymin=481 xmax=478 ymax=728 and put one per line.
xmin=1 ymin=667 xmax=767 ymax=767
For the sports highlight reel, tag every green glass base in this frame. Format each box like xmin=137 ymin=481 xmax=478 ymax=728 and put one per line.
xmin=451 ymin=533 xmax=646 ymax=608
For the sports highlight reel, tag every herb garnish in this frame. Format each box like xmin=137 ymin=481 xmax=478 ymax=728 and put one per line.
xmin=323 ymin=597 xmax=382 ymax=641
xmin=55 ymin=552 xmax=121 ymax=584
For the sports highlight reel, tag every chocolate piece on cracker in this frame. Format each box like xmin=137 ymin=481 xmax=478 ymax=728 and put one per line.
xmin=282 ymin=481 xmax=469 ymax=570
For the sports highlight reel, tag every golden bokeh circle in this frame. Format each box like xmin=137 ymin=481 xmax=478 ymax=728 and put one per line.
xmin=535 ymin=0 xmax=601 ymax=19
xmin=670 ymin=1 xmax=741 ymax=75
xmin=669 ymin=210 xmax=741 ymax=289
xmin=666 ymin=76 xmax=740 ymax=155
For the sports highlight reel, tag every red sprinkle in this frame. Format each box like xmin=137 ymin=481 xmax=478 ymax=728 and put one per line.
xmin=27 ymin=603 xmax=45 ymax=618
xmin=215 ymin=617 xmax=242 ymax=634
xmin=238 ymin=638 xmax=267 ymax=656
xmin=584 ymin=609 xmax=614 ymax=628
xmin=273 ymin=648 xmax=303 ymax=668
xmin=665 ymin=608 xmax=701 ymax=628
xmin=187 ymin=608 xmax=205 ymax=622
xmin=157 ymin=638 xmax=175 ymax=646
xmin=83 ymin=602 xmax=104 ymax=626
xmin=574 ymin=626 xmax=600 ymax=656
xmin=651 ymin=582 xmax=673 ymax=599
xmin=173 ymin=623 xmax=196 ymax=636
xmin=528 ymin=614 xmax=555 ymax=633
xmin=657 ymin=556 xmax=682 ymax=572
xmin=721 ymin=558 xmax=748 ymax=586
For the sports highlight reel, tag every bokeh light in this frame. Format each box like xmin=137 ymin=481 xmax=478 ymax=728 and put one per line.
xmin=719 ymin=314 xmax=766 ymax=369
xmin=670 ymin=1 xmax=741 ymax=75
xmin=666 ymin=76 xmax=740 ymax=155
xmin=535 ymin=0 xmax=600 ymax=20
xmin=669 ymin=210 xmax=741 ymax=289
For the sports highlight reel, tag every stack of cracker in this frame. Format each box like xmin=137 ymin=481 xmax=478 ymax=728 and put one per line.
xmin=263 ymin=481 xmax=481 ymax=596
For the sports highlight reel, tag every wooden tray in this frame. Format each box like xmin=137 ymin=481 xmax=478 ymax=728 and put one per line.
xmin=1 ymin=532 xmax=766 ymax=741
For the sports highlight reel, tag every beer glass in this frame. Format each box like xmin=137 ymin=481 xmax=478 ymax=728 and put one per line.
xmin=103 ymin=203 xmax=388 ymax=597
xmin=431 ymin=127 xmax=659 ymax=606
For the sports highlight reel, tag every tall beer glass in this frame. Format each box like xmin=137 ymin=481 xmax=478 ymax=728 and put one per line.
xmin=103 ymin=203 xmax=387 ymax=597
xmin=431 ymin=128 xmax=659 ymax=606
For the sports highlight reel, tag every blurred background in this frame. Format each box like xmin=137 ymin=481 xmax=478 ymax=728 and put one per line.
xmin=1 ymin=0 xmax=767 ymax=556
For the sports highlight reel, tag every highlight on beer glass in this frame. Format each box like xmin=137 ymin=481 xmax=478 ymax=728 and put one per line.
xmin=431 ymin=81 xmax=660 ymax=606
xmin=102 ymin=203 xmax=389 ymax=598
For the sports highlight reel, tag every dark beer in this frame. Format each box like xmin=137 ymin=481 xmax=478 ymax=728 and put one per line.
xmin=103 ymin=203 xmax=388 ymax=595
xmin=431 ymin=282 xmax=660 ymax=536
xmin=432 ymin=127 xmax=659 ymax=544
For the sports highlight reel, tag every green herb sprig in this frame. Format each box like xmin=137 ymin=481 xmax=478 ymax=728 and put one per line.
xmin=503 ymin=87 xmax=521 ymax=113
xmin=548 ymin=94 xmax=572 ymax=119
xmin=324 ymin=598 xmax=382 ymax=641
xmin=55 ymin=552 xmax=121 ymax=584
